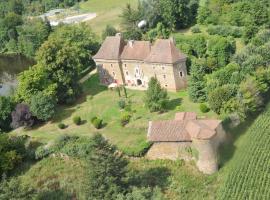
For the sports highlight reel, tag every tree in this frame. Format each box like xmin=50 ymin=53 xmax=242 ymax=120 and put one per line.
xmin=30 ymin=92 xmax=56 ymax=121
xmin=102 ymin=25 xmax=118 ymax=40
xmin=145 ymin=77 xmax=168 ymax=112
xmin=11 ymin=104 xmax=34 ymax=129
xmin=0 ymin=97 xmax=14 ymax=133
xmin=86 ymin=134 xmax=128 ymax=200
xmin=208 ymin=84 xmax=237 ymax=114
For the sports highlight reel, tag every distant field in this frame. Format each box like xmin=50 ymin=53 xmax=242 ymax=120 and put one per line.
xmin=79 ymin=0 xmax=137 ymax=35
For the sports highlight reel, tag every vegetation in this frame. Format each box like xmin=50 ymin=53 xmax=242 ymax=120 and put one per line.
xmin=218 ymin=103 xmax=270 ymax=199
xmin=91 ymin=117 xmax=103 ymax=129
xmin=58 ymin=123 xmax=66 ymax=130
xmin=0 ymin=96 xmax=14 ymax=133
xmin=11 ymin=104 xmax=34 ymax=129
xmin=73 ymin=116 xmax=82 ymax=126
xmin=145 ymin=77 xmax=168 ymax=112
xmin=30 ymin=92 xmax=56 ymax=121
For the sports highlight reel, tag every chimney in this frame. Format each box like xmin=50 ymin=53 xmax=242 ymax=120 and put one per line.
xmin=128 ymin=40 xmax=134 ymax=48
xmin=115 ymin=32 xmax=122 ymax=38
xmin=169 ymin=37 xmax=176 ymax=45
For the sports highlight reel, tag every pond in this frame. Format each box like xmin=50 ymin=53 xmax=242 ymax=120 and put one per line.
xmin=0 ymin=54 xmax=35 ymax=96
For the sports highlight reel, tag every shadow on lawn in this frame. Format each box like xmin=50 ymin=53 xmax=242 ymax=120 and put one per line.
xmin=166 ymin=98 xmax=182 ymax=110
xmin=128 ymin=166 xmax=171 ymax=189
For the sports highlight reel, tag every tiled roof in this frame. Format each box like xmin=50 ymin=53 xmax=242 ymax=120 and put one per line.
xmin=121 ymin=41 xmax=151 ymax=61
xmin=93 ymin=35 xmax=124 ymax=60
xmin=148 ymin=120 xmax=191 ymax=142
xmin=93 ymin=35 xmax=186 ymax=64
xmin=144 ymin=39 xmax=187 ymax=64
xmin=148 ymin=112 xmax=222 ymax=142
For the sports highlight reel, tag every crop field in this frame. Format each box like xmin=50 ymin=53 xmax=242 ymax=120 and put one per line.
xmin=217 ymin=104 xmax=270 ymax=199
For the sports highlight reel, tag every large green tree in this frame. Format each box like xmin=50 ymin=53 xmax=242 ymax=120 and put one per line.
xmin=0 ymin=97 xmax=14 ymax=133
xmin=86 ymin=134 xmax=128 ymax=200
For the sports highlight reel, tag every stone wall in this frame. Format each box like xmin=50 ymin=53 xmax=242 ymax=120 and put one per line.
xmin=146 ymin=142 xmax=192 ymax=160
xmin=193 ymin=124 xmax=226 ymax=174
xmin=95 ymin=59 xmax=124 ymax=85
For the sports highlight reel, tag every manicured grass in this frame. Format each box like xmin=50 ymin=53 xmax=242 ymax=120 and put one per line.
xmin=79 ymin=0 xmax=137 ymax=35
xmin=12 ymin=73 xmax=217 ymax=154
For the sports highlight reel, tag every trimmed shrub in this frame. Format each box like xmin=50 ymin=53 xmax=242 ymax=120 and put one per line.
xmin=73 ymin=116 xmax=81 ymax=125
xmin=91 ymin=116 xmax=97 ymax=123
xmin=118 ymin=99 xmax=126 ymax=109
xmin=58 ymin=123 xmax=66 ymax=129
xmin=92 ymin=118 xmax=103 ymax=129
xmin=191 ymin=25 xmax=201 ymax=33
xmin=120 ymin=113 xmax=131 ymax=127
xmin=200 ymin=103 xmax=210 ymax=113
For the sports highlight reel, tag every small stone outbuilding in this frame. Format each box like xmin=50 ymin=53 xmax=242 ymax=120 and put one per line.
xmin=147 ymin=112 xmax=226 ymax=174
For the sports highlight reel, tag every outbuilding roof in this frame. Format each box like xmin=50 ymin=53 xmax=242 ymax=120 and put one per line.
xmin=148 ymin=112 xmax=222 ymax=142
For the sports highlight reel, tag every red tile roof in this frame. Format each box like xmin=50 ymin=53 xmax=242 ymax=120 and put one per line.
xmin=144 ymin=39 xmax=187 ymax=64
xmin=121 ymin=41 xmax=151 ymax=61
xmin=148 ymin=112 xmax=222 ymax=142
xmin=93 ymin=35 xmax=125 ymax=60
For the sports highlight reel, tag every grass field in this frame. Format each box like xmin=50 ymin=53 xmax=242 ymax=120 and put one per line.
xmin=79 ymin=0 xmax=137 ymax=35
xmin=12 ymin=72 xmax=217 ymax=154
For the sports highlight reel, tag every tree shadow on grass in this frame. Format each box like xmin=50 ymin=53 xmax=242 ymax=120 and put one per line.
xmin=166 ymin=98 xmax=183 ymax=111
xmin=128 ymin=167 xmax=171 ymax=190
xmin=36 ymin=189 xmax=74 ymax=200
xmin=82 ymin=73 xmax=107 ymax=96
xmin=218 ymin=112 xmax=262 ymax=168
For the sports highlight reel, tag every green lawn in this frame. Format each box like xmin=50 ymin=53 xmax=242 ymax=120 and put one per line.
xmin=12 ymin=72 xmax=217 ymax=154
xmin=79 ymin=0 xmax=137 ymax=35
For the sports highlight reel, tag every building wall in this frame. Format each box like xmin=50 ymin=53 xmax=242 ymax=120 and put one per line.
xmin=146 ymin=142 xmax=192 ymax=160
xmin=95 ymin=59 xmax=125 ymax=85
xmin=193 ymin=124 xmax=226 ymax=174
xmin=122 ymin=60 xmax=187 ymax=91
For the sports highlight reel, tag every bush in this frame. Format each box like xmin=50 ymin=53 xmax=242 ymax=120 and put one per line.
xmin=35 ymin=146 xmax=51 ymax=160
xmin=120 ymin=113 xmax=131 ymax=127
xmin=91 ymin=116 xmax=97 ymax=123
xmin=122 ymin=140 xmax=152 ymax=157
xmin=73 ymin=116 xmax=81 ymax=125
xmin=11 ymin=104 xmax=34 ymax=129
xmin=118 ymin=99 xmax=126 ymax=109
xmin=58 ymin=123 xmax=66 ymax=129
xmin=200 ymin=103 xmax=210 ymax=113
xmin=30 ymin=92 xmax=56 ymax=121
xmin=191 ymin=25 xmax=201 ymax=33
xmin=92 ymin=118 xmax=103 ymax=129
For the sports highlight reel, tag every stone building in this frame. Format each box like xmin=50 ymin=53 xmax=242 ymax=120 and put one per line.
xmin=147 ymin=112 xmax=226 ymax=174
xmin=92 ymin=33 xmax=187 ymax=91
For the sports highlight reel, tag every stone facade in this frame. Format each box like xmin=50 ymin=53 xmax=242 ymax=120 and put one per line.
xmin=147 ymin=112 xmax=226 ymax=174
xmin=93 ymin=34 xmax=187 ymax=91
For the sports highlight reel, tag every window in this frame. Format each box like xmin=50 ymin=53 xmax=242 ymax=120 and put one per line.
xmin=165 ymin=84 xmax=168 ymax=87
xmin=162 ymin=66 xmax=165 ymax=70
xmin=152 ymin=65 xmax=155 ymax=69
xmin=179 ymin=71 xmax=183 ymax=77
xmin=112 ymin=71 xmax=116 ymax=77
xmin=111 ymin=64 xmax=113 ymax=67
xmin=124 ymin=64 xmax=127 ymax=68
xmin=136 ymin=68 xmax=139 ymax=73
xmin=163 ymin=74 xmax=166 ymax=79
xmin=125 ymin=71 xmax=129 ymax=76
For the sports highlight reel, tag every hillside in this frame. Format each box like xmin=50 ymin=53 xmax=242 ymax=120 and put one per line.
xmin=80 ymin=0 xmax=137 ymax=34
